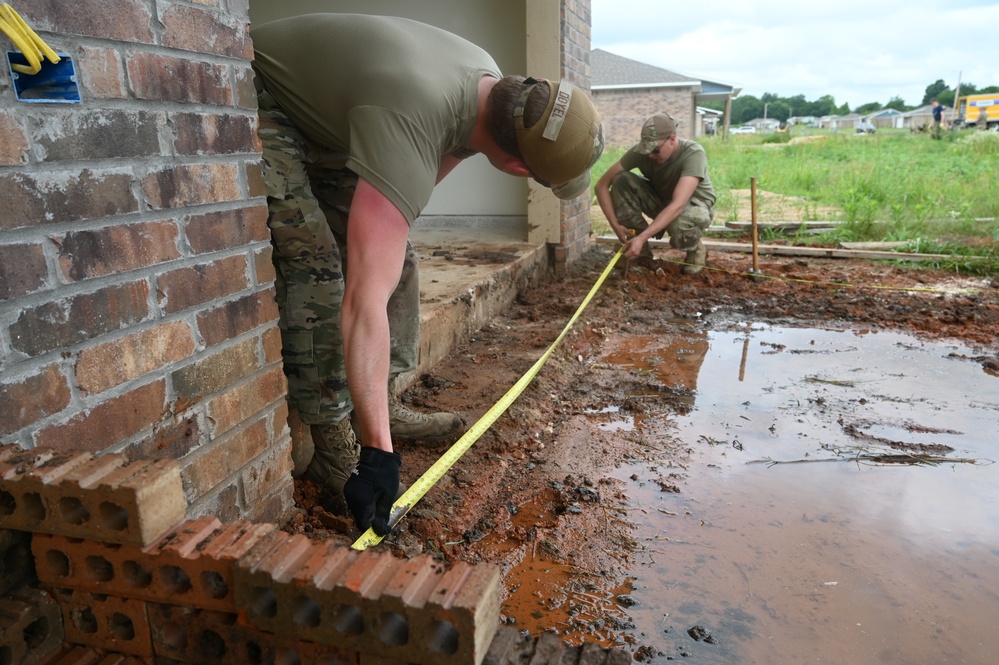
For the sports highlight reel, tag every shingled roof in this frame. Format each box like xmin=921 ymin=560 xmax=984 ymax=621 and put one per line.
xmin=591 ymin=48 xmax=700 ymax=89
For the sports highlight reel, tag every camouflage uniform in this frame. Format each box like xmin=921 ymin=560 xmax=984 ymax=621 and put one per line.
xmin=256 ymin=80 xmax=420 ymax=427
xmin=610 ymin=170 xmax=713 ymax=253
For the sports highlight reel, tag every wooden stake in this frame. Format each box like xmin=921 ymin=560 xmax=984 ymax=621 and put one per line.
xmin=750 ymin=177 xmax=760 ymax=273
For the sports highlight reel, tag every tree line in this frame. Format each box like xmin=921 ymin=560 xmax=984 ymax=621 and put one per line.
xmin=705 ymin=80 xmax=999 ymax=125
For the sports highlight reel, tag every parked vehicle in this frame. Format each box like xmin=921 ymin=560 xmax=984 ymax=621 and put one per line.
xmin=731 ymin=125 xmax=757 ymax=134
xmin=956 ymin=94 xmax=998 ymax=130
xmin=856 ymin=121 xmax=876 ymax=134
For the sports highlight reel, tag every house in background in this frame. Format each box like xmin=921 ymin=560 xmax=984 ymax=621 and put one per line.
xmin=698 ymin=106 xmax=724 ymax=135
xmin=590 ymin=48 xmax=740 ymax=146
xmin=746 ymin=117 xmax=781 ymax=132
xmin=901 ymin=105 xmax=936 ymax=131
xmin=864 ymin=108 xmax=904 ymax=129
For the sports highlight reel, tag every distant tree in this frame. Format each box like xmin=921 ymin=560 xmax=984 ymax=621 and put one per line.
xmin=786 ymin=94 xmax=808 ymax=117
xmin=980 ymin=86 xmax=999 ymax=94
xmin=767 ymin=100 xmax=791 ymax=122
xmin=855 ymin=101 xmax=883 ymax=114
xmin=884 ymin=96 xmax=908 ymax=112
xmin=922 ymin=79 xmax=949 ymax=105
xmin=807 ymin=95 xmax=838 ymax=117
xmin=731 ymin=94 xmax=764 ymax=124
xmin=837 ymin=102 xmax=850 ymax=115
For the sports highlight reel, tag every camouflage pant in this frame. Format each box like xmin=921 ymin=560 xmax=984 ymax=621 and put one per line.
xmin=256 ymin=80 xmax=420 ymax=425
xmin=610 ymin=171 xmax=713 ymax=252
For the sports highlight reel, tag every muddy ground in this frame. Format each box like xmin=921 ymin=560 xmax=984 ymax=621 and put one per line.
xmin=283 ymin=236 xmax=999 ymax=644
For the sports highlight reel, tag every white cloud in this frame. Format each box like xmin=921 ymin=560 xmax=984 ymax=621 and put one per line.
xmin=592 ymin=0 xmax=999 ymax=108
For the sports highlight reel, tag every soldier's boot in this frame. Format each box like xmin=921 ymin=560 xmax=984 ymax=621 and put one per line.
xmin=304 ymin=416 xmax=361 ymax=495
xmin=682 ymin=242 xmax=708 ymax=275
xmin=389 ymin=394 xmax=464 ymax=443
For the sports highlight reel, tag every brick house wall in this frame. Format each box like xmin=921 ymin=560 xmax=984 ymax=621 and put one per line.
xmin=0 ymin=0 xmax=292 ymax=522
xmin=593 ymin=87 xmax=698 ymax=147
xmin=558 ymin=0 xmax=594 ymax=265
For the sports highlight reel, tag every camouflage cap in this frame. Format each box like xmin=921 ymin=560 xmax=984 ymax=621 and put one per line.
xmin=635 ymin=114 xmax=677 ymax=154
xmin=514 ymin=78 xmax=604 ymax=200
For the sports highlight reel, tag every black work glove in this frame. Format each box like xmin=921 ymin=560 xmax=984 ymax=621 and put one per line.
xmin=343 ymin=447 xmax=401 ymax=536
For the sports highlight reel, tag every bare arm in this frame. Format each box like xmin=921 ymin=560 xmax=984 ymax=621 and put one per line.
xmin=341 ymin=178 xmax=411 ymax=453
xmin=595 ymin=161 xmax=629 ymax=243
xmin=624 ymin=175 xmax=700 ymax=259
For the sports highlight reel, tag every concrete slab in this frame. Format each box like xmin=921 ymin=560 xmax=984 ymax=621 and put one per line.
xmin=395 ymin=221 xmax=550 ymax=392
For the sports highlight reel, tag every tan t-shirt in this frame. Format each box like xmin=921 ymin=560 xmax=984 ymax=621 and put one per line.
xmin=251 ymin=13 xmax=501 ymax=224
xmin=620 ymin=138 xmax=716 ymax=210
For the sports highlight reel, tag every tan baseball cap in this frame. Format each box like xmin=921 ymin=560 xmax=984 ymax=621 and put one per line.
xmin=514 ymin=78 xmax=604 ymax=200
xmin=635 ymin=114 xmax=677 ymax=154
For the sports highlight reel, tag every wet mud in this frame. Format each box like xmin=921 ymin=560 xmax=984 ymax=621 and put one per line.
xmin=285 ymin=244 xmax=999 ymax=662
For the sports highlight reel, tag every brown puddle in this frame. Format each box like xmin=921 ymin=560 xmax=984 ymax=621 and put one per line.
xmin=491 ymin=325 xmax=999 ymax=663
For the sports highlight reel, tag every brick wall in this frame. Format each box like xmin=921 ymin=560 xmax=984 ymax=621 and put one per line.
xmin=558 ymin=0 xmax=594 ymax=265
xmin=0 ymin=0 xmax=292 ymax=522
xmin=593 ymin=87 xmax=698 ymax=147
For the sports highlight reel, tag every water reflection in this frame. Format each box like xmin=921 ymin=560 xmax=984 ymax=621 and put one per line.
xmin=512 ymin=324 xmax=999 ymax=664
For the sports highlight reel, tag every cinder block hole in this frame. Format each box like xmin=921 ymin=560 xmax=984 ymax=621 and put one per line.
xmin=291 ymin=595 xmax=321 ymax=628
xmin=377 ymin=612 xmax=409 ymax=646
xmin=161 ymin=622 xmax=186 ymax=650
xmin=23 ymin=493 xmax=45 ymax=524
xmin=24 ymin=616 xmax=50 ymax=648
xmin=244 ymin=641 xmax=263 ymax=665
xmin=274 ymin=647 xmax=301 ymax=665
xmin=44 ymin=549 xmax=70 ymax=578
xmin=99 ymin=501 xmax=129 ymax=531
xmin=1 ymin=645 xmax=13 ymax=665
xmin=59 ymin=497 xmax=90 ymax=525
xmin=0 ymin=490 xmax=15 ymax=516
xmin=160 ymin=565 xmax=192 ymax=594
xmin=425 ymin=620 xmax=460 ymax=655
xmin=109 ymin=612 xmax=135 ymax=641
xmin=123 ymin=560 xmax=153 ymax=588
xmin=331 ymin=604 xmax=363 ymax=636
xmin=248 ymin=587 xmax=277 ymax=619
xmin=3 ymin=540 xmax=31 ymax=575
xmin=85 ymin=555 xmax=114 ymax=582
xmin=198 ymin=629 xmax=226 ymax=658
xmin=200 ymin=570 xmax=228 ymax=600
xmin=73 ymin=607 xmax=98 ymax=634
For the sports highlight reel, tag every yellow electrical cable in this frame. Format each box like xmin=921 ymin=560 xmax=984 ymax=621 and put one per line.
xmin=352 ymin=246 xmax=625 ymax=550
xmin=0 ymin=3 xmax=60 ymax=75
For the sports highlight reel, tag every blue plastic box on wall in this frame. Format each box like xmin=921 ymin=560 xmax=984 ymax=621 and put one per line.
xmin=6 ymin=50 xmax=81 ymax=103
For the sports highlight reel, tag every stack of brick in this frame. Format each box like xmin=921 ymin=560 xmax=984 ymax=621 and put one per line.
xmin=1 ymin=443 xmax=630 ymax=665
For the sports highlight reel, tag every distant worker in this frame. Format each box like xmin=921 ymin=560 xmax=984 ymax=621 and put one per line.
xmin=931 ymin=98 xmax=946 ymax=139
xmin=251 ymin=13 xmax=603 ymax=536
xmin=595 ymin=113 xmax=715 ymax=274
xmin=979 ymin=105 xmax=991 ymax=131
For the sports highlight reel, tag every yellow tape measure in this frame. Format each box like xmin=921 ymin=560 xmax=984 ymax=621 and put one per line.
xmin=352 ymin=247 xmax=624 ymax=549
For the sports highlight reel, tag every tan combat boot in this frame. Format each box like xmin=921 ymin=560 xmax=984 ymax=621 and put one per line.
xmin=682 ymin=242 xmax=707 ymax=275
xmin=389 ymin=394 xmax=464 ymax=443
xmin=304 ymin=416 xmax=361 ymax=494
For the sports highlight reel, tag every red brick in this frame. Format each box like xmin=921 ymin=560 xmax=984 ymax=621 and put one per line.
xmin=56 ymin=220 xmax=180 ymax=281
xmin=185 ymin=207 xmax=269 ymax=254
xmin=18 ymin=0 xmax=154 ymax=43
xmin=0 ymin=529 xmax=35 ymax=595
xmin=171 ymin=337 xmax=261 ymax=403
xmin=0 ymin=242 xmax=50 ymax=301
xmin=0 ymin=109 xmax=29 ymax=165
xmin=78 ymin=47 xmax=127 ymax=99
xmin=9 ymin=280 xmax=149 ymax=357
xmin=204 ymin=366 xmax=287 ymax=437
xmin=233 ymin=64 xmax=258 ymax=111
xmin=156 ymin=255 xmax=250 ymax=314
xmin=171 ymin=112 xmax=258 ymax=156
xmin=75 ymin=321 xmax=196 ymax=395
xmin=37 ymin=110 xmax=162 ymax=162
xmin=160 ymin=4 xmax=252 ymax=59
xmin=2 ymin=170 xmax=138 ymax=232
xmin=239 ymin=438 xmax=293 ymax=507
xmin=197 ymin=292 xmax=279 ymax=347
xmin=263 ymin=327 xmax=283 ymax=365
xmin=141 ymin=162 xmax=241 ymax=210
xmin=54 ymin=589 xmax=153 ymax=657
xmin=0 ymin=586 xmax=63 ymax=665
xmin=124 ymin=414 xmax=200 ymax=462
xmin=126 ymin=52 xmax=231 ymax=105
xmin=0 ymin=365 xmax=71 ymax=437
xmin=254 ymin=245 xmax=276 ymax=285
xmin=246 ymin=161 xmax=266 ymax=197
xmin=35 ymin=380 xmax=166 ymax=453
xmin=182 ymin=417 xmax=270 ymax=498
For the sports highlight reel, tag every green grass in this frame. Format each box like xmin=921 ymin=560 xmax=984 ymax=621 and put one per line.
xmin=590 ymin=128 xmax=999 ymax=275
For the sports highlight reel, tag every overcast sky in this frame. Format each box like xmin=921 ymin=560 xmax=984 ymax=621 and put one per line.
xmin=590 ymin=0 xmax=999 ymax=109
